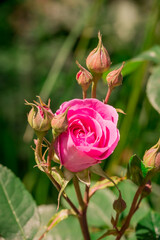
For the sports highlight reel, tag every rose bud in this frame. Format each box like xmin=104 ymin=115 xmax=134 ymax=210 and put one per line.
xmin=51 ymin=108 xmax=69 ymax=137
xmin=76 ymin=61 xmax=93 ymax=92
xmin=25 ymin=96 xmax=54 ymax=132
xmin=106 ymin=62 xmax=125 ymax=89
xmin=113 ymin=193 xmax=126 ymax=213
xmin=143 ymin=139 xmax=160 ymax=168
xmin=86 ymin=31 xmax=111 ymax=74
xmin=141 ymin=180 xmax=152 ymax=198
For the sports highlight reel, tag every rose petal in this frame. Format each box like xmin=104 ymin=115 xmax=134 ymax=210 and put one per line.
xmin=54 ymin=130 xmax=100 ymax=172
xmin=76 ymin=121 xmax=119 ymax=160
xmin=56 ymin=98 xmax=118 ymax=124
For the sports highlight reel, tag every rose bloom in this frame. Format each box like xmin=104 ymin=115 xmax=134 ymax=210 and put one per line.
xmin=54 ymin=99 xmax=120 ymax=172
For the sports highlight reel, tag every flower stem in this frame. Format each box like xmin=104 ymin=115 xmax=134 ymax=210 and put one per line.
xmin=78 ymin=210 xmax=91 ymax=240
xmin=83 ymin=90 xmax=87 ymax=99
xmin=47 ymin=137 xmax=56 ymax=171
xmin=73 ymin=176 xmax=90 ymax=240
xmin=73 ymin=176 xmax=85 ymax=209
xmin=91 ymin=74 xmax=102 ymax=98
xmin=35 ymin=137 xmax=80 ymax=216
xmin=104 ymin=86 xmax=113 ymax=104
xmin=115 ymin=184 xmax=145 ymax=240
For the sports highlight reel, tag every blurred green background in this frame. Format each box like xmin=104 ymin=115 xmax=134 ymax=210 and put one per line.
xmin=0 ymin=0 xmax=160 ymax=205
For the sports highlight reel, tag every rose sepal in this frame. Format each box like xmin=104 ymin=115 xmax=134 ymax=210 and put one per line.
xmin=76 ymin=169 xmax=90 ymax=186
xmin=51 ymin=167 xmax=74 ymax=210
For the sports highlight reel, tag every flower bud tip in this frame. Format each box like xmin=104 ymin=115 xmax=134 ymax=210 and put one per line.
xmin=86 ymin=32 xmax=111 ymax=74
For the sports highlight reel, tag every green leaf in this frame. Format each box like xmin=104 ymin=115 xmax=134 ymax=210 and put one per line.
xmin=136 ymin=211 xmax=160 ymax=240
xmin=35 ymin=205 xmax=81 ymax=240
xmin=127 ymin=155 xmax=151 ymax=185
xmin=89 ymin=176 xmax=125 ymax=197
xmin=103 ymin=45 xmax=160 ymax=79
xmin=147 ymin=66 xmax=160 ymax=114
xmin=0 ymin=164 xmax=40 ymax=240
xmin=136 ymin=45 xmax=160 ymax=64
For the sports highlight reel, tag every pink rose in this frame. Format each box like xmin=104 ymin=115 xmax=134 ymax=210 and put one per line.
xmin=54 ymin=98 xmax=120 ymax=172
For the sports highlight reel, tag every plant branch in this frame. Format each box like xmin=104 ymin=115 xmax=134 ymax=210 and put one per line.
xmin=115 ymin=184 xmax=145 ymax=240
xmin=73 ymin=176 xmax=85 ymax=210
xmin=73 ymin=176 xmax=91 ymax=240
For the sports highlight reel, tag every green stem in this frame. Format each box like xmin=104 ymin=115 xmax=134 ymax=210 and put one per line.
xmin=73 ymin=176 xmax=85 ymax=210
xmin=47 ymin=138 xmax=56 ymax=171
xmin=91 ymin=74 xmax=102 ymax=98
xmin=73 ymin=176 xmax=90 ymax=240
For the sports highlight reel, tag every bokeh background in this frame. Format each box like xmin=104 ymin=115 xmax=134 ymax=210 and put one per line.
xmin=0 ymin=0 xmax=160 ymax=205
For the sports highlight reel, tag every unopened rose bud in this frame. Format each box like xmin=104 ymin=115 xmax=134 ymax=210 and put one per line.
xmin=143 ymin=139 xmax=160 ymax=168
xmin=51 ymin=108 xmax=69 ymax=137
xmin=86 ymin=32 xmax=111 ymax=74
xmin=76 ymin=61 xmax=93 ymax=92
xmin=106 ymin=62 xmax=125 ymax=89
xmin=25 ymin=96 xmax=54 ymax=132
xmin=141 ymin=180 xmax=152 ymax=198
xmin=113 ymin=193 xmax=126 ymax=213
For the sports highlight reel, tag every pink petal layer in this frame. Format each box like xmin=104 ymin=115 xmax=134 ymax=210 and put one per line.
xmin=54 ymin=130 xmax=100 ymax=172
xmin=56 ymin=98 xmax=118 ymax=124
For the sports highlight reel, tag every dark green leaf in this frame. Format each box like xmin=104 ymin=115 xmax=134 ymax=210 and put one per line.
xmin=0 ymin=164 xmax=40 ymax=240
xmin=147 ymin=66 xmax=160 ymax=114
xmin=127 ymin=155 xmax=151 ymax=185
xmin=136 ymin=211 xmax=160 ymax=240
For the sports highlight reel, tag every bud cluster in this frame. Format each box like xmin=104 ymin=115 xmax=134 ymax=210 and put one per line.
xmin=26 ymin=96 xmax=69 ymax=137
xmin=76 ymin=32 xmax=124 ymax=99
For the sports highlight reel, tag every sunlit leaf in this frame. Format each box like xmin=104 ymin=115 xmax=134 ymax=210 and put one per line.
xmin=0 ymin=165 xmax=40 ymax=240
